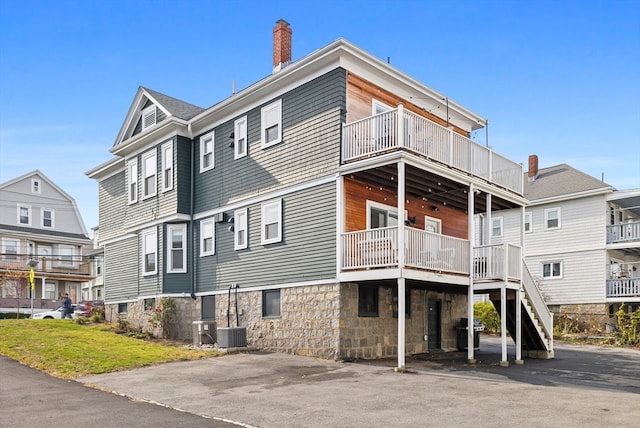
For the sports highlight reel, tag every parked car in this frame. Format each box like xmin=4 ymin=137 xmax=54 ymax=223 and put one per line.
xmin=32 ymin=304 xmax=88 ymax=319
xmin=79 ymin=300 xmax=104 ymax=310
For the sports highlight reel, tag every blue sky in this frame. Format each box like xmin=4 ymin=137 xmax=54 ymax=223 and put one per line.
xmin=1 ymin=0 xmax=639 ymax=232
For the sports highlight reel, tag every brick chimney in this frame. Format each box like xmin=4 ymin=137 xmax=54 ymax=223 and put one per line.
xmin=273 ymin=19 xmax=292 ymax=73
xmin=528 ymin=154 xmax=539 ymax=182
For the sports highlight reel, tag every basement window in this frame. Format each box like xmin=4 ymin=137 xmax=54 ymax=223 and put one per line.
xmin=358 ymin=285 xmax=379 ymax=317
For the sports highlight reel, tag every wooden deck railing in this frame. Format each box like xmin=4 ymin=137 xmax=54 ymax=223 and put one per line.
xmin=342 ymin=107 xmax=523 ymax=194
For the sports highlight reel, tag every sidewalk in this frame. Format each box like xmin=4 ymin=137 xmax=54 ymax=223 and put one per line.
xmin=79 ymin=336 xmax=640 ymax=428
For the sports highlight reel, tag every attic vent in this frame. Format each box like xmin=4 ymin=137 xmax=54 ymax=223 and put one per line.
xmin=142 ymin=105 xmax=157 ymax=130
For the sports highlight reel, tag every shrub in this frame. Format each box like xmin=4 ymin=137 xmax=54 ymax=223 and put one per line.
xmin=474 ymin=301 xmax=500 ymax=334
xmin=616 ymin=303 xmax=640 ymax=345
xmin=149 ymin=297 xmax=177 ymax=339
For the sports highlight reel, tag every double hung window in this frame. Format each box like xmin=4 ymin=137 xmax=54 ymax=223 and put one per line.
xmin=128 ymin=159 xmax=138 ymax=204
xmin=200 ymin=219 xmax=215 ymax=256
xmin=234 ymin=116 xmax=248 ymax=159
xmin=18 ymin=205 xmax=31 ymax=225
xmin=545 ymin=207 xmax=561 ymax=230
xmin=142 ymin=228 xmax=157 ymax=275
xmin=261 ymin=100 xmax=282 ymax=148
xmin=42 ymin=209 xmax=54 ymax=228
xmin=261 ymin=200 xmax=282 ymax=245
xmin=142 ymin=151 xmax=157 ymax=199
xmin=200 ymin=132 xmax=214 ymax=172
xmin=161 ymin=141 xmax=173 ymax=192
xmin=234 ymin=209 xmax=248 ymax=250
xmin=167 ymin=224 xmax=186 ymax=273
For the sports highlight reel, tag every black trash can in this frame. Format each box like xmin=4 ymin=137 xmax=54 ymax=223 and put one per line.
xmin=456 ymin=318 xmax=480 ymax=350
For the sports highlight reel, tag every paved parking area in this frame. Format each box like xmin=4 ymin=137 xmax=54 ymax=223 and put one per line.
xmin=78 ymin=336 xmax=640 ymax=428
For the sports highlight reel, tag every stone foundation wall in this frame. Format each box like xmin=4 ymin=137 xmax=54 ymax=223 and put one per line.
xmin=338 ymin=285 xmax=468 ymax=359
xmin=105 ymin=297 xmax=198 ymax=340
xmin=216 ymin=283 xmax=342 ymax=359
xmin=553 ymin=303 xmax=612 ymax=332
xmin=104 ymin=284 xmax=470 ymax=359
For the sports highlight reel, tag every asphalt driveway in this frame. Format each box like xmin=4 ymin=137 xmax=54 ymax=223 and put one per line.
xmin=75 ymin=336 xmax=639 ymax=428
xmin=2 ymin=335 xmax=638 ymax=427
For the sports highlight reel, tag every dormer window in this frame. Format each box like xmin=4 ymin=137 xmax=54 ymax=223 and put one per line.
xmin=142 ymin=105 xmax=157 ymax=130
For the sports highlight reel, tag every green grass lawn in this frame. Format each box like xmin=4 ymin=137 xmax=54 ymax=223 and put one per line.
xmin=0 ymin=320 xmax=217 ymax=379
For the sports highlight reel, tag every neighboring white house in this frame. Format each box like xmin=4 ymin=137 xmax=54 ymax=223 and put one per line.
xmin=81 ymin=226 xmax=104 ymax=302
xmin=493 ymin=155 xmax=640 ymax=328
xmin=0 ymin=170 xmax=93 ymax=313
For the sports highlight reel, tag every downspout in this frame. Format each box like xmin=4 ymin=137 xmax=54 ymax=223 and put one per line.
xmin=188 ymin=123 xmax=197 ymax=301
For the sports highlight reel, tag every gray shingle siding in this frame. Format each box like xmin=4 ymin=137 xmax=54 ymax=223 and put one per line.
xmin=194 ymin=68 xmax=346 ymax=213
xmin=104 ymin=236 xmax=138 ymax=301
xmin=196 ymin=181 xmax=336 ymax=291
xmin=98 ymin=171 xmax=127 ymax=243
xmin=175 ymin=136 xmax=193 ymax=214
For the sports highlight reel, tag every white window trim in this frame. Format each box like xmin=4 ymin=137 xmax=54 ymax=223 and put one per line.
xmin=524 ymin=212 xmax=532 ymax=233
xmin=17 ymin=204 xmax=31 ymax=226
xmin=167 ymin=224 xmax=187 ymax=274
xmin=41 ymin=208 xmax=55 ymax=229
xmin=234 ymin=208 xmax=248 ymax=250
xmin=260 ymin=99 xmax=282 ymax=149
xmin=1 ymin=238 xmax=19 ymax=259
xmin=365 ymin=200 xmax=399 ymax=229
xmin=261 ymin=199 xmax=282 ymax=245
xmin=31 ymin=178 xmax=41 ymax=194
xmin=57 ymin=244 xmax=76 ymax=268
xmin=142 ymin=105 xmax=157 ymax=130
xmin=142 ymin=228 xmax=157 ymax=276
xmin=141 ymin=150 xmax=157 ymax=199
xmin=200 ymin=131 xmax=215 ymax=172
xmin=200 ymin=219 xmax=215 ymax=257
xmin=161 ymin=141 xmax=173 ymax=192
xmin=234 ymin=116 xmax=248 ymax=159
xmin=128 ymin=158 xmax=138 ymax=204
xmin=541 ymin=261 xmax=563 ymax=279
xmin=372 ymin=99 xmax=393 ymax=115
xmin=492 ymin=216 xmax=503 ymax=238
xmin=545 ymin=207 xmax=561 ymax=230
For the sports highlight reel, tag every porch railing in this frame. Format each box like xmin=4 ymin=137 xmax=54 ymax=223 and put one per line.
xmin=472 ymin=243 xmax=521 ymax=281
xmin=341 ymin=227 xmax=470 ymax=274
xmin=342 ymin=227 xmax=399 ymax=269
xmin=0 ymin=254 xmax=92 ymax=276
xmin=607 ymin=221 xmax=640 ymax=244
xmin=607 ymin=279 xmax=640 ymax=298
xmin=404 ymin=228 xmax=469 ymax=274
xmin=343 ymin=108 xmax=523 ymax=194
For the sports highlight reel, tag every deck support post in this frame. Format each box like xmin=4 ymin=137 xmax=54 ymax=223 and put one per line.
xmin=500 ymin=286 xmax=508 ymax=366
xmin=397 ymin=161 xmax=406 ymax=371
xmin=467 ymin=183 xmax=476 ymax=363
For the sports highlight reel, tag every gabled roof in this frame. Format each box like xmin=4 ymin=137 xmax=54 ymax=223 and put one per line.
xmin=0 ymin=170 xmax=90 ymax=238
xmin=141 ymin=87 xmax=204 ymax=121
xmin=525 ymin=164 xmax=613 ymax=202
xmin=0 ymin=170 xmax=74 ymax=201
xmin=113 ymin=86 xmax=204 ymax=148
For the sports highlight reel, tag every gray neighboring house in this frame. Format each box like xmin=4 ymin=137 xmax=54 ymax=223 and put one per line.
xmin=0 ymin=170 xmax=93 ymax=313
xmin=492 ymin=155 xmax=640 ymax=329
xmin=81 ymin=226 xmax=104 ymax=302
xmin=87 ymin=20 xmax=553 ymax=367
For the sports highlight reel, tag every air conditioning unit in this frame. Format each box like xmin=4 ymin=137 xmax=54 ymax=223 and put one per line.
xmin=217 ymin=326 xmax=247 ymax=348
xmin=192 ymin=321 xmax=216 ymax=346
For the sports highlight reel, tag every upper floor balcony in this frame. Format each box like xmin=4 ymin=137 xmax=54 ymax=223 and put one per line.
xmin=0 ymin=254 xmax=93 ymax=278
xmin=607 ymin=220 xmax=640 ymax=245
xmin=342 ymin=107 xmax=523 ymax=195
xmin=340 ymin=226 xmax=521 ymax=285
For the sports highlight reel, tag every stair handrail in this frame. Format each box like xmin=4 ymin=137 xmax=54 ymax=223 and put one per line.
xmin=521 ymin=261 xmax=554 ymax=347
